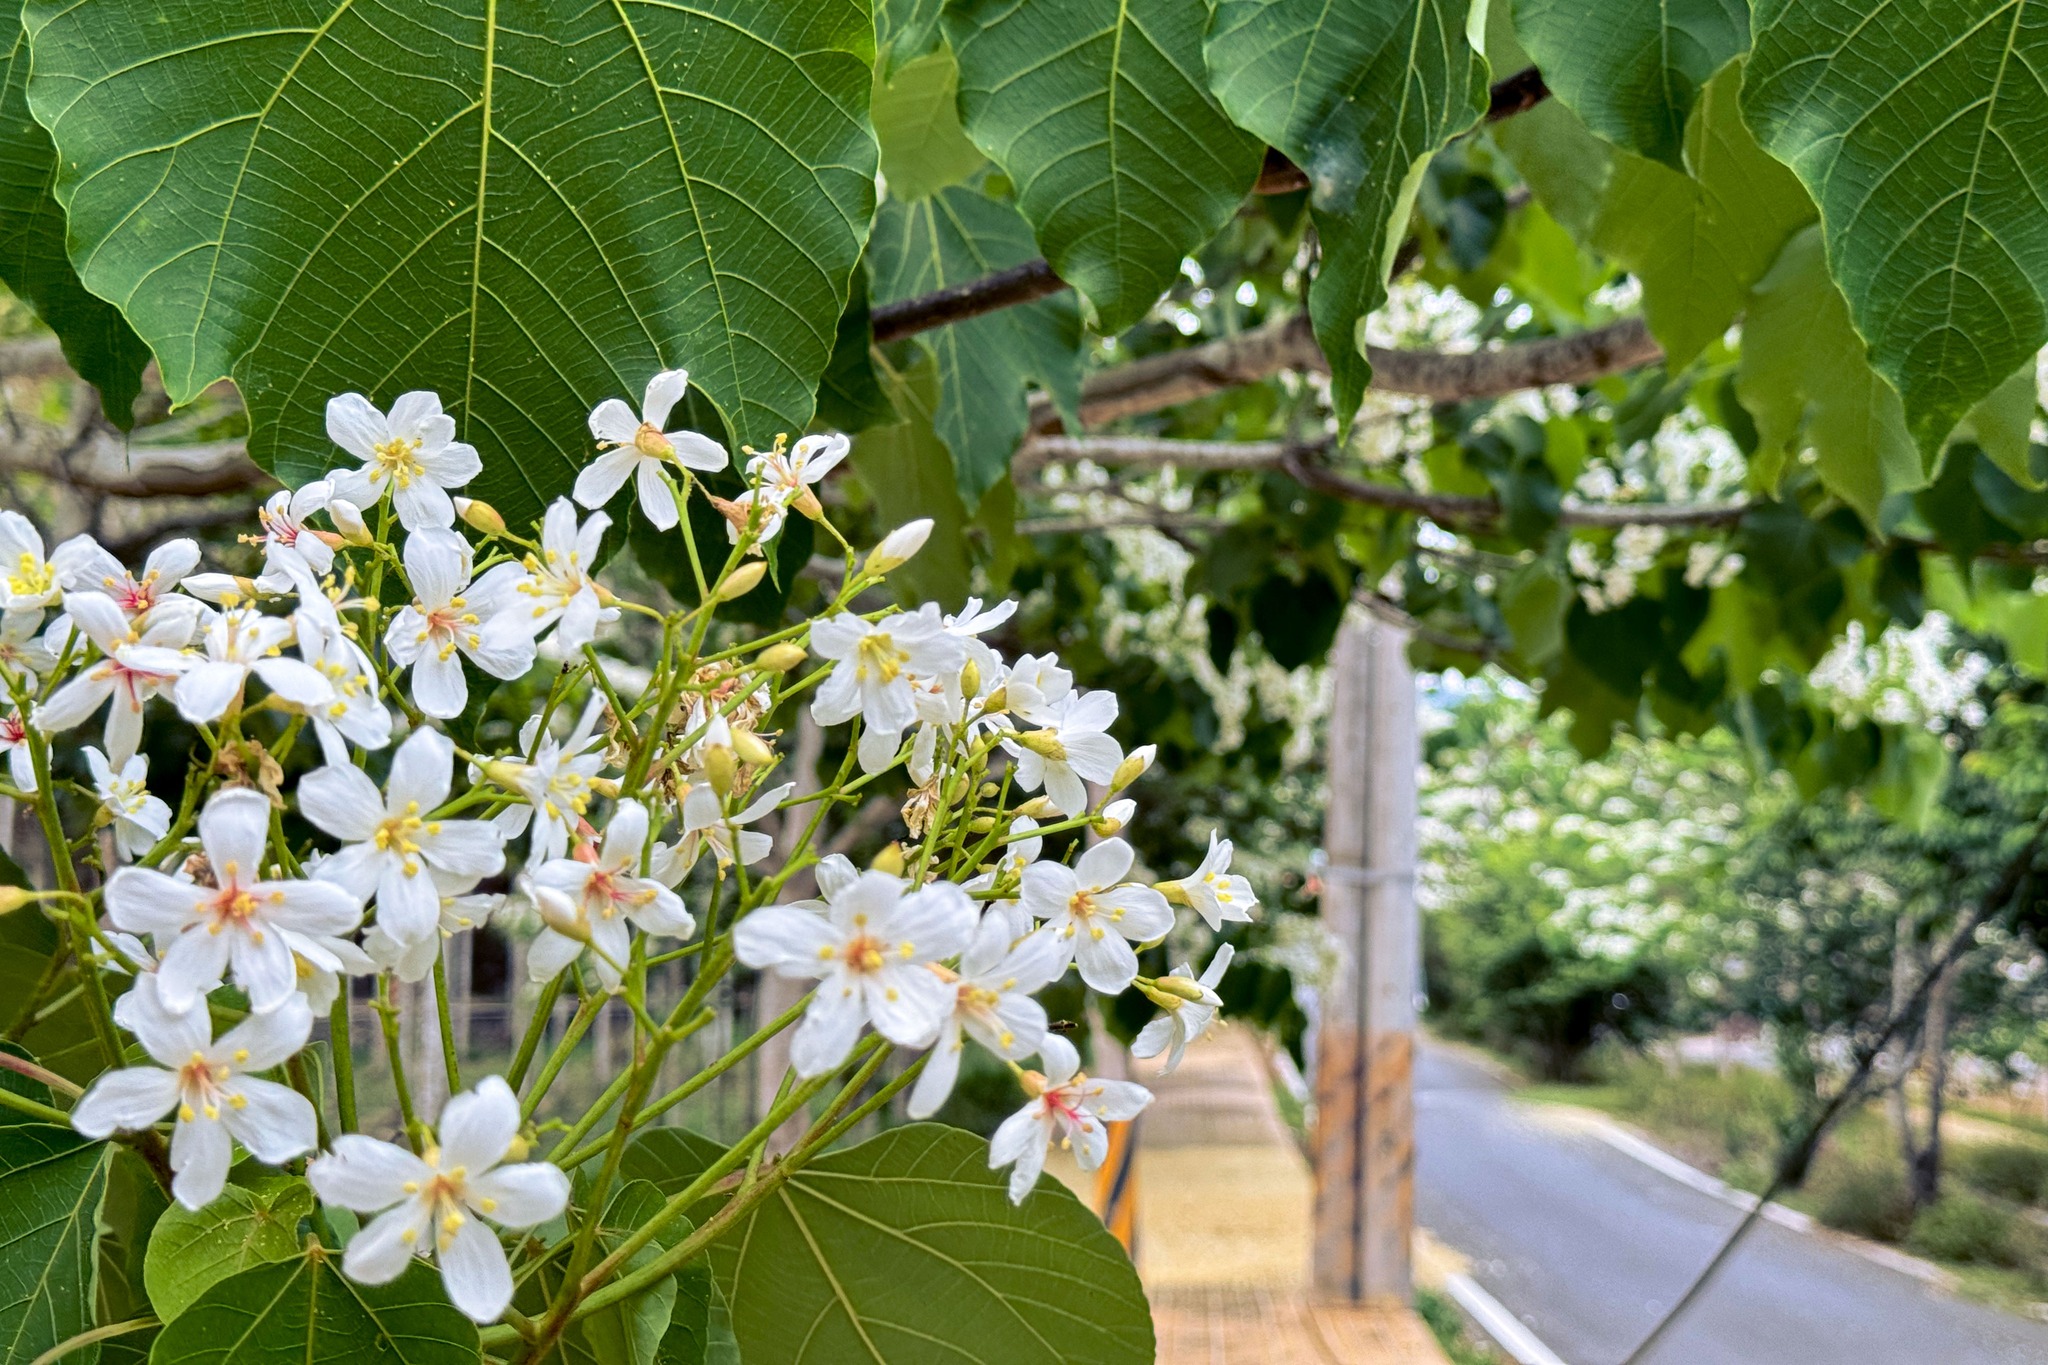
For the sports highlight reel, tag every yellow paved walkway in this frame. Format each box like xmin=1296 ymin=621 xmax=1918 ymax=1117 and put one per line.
xmin=1130 ymin=1030 xmax=1451 ymax=1363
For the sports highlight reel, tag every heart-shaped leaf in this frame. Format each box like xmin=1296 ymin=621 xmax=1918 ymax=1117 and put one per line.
xmin=25 ymin=0 xmax=878 ymax=531
xmin=711 ymin=1123 xmax=1153 ymax=1364
xmin=1512 ymin=0 xmax=1749 ymax=169
xmin=947 ymin=0 xmax=1263 ymax=332
xmin=1744 ymin=0 xmax=2048 ymax=455
xmin=1206 ymin=0 xmax=1490 ymax=427
xmin=143 ymin=1178 xmax=313 ymax=1323
xmin=0 ymin=1125 xmax=108 ymax=1365
xmin=148 ymin=1253 xmax=478 ymax=1365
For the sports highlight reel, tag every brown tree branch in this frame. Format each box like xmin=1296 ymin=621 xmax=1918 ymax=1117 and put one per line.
xmin=8 ymin=438 xmax=270 ymax=498
xmin=1030 ymin=313 xmax=1661 ymax=432
xmin=869 ymin=260 xmax=1067 ymax=344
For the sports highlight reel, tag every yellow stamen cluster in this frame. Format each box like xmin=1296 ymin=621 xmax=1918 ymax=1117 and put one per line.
xmin=372 ymin=435 xmax=426 ymax=488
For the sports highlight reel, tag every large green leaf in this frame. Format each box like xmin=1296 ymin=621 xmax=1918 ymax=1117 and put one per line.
xmin=1744 ymin=0 xmax=2048 ymax=457
xmin=1738 ymin=225 xmax=1922 ymax=528
xmin=142 ymin=1180 xmax=311 ymax=1324
xmin=1206 ymin=0 xmax=1489 ymax=426
xmin=0 ymin=1125 xmax=108 ymax=1365
xmin=0 ymin=8 xmax=150 ymax=426
xmin=868 ymin=184 xmax=1082 ymax=507
xmin=1512 ymin=0 xmax=1748 ymax=170
xmin=877 ymin=0 xmax=947 ymax=78
xmin=873 ymin=50 xmax=986 ymax=203
xmin=147 ymin=1254 xmax=477 ymax=1365
xmin=710 ymin=1123 xmax=1153 ymax=1364
xmin=1499 ymin=60 xmax=1814 ymax=367
xmin=96 ymin=1149 xmax=168 ymax=1365
xmin=24 ymin=1 xmax=877 ymax=532
xmin=855 ymin=351 xmax=977 ymax=610
xmin=947 ymin=0 xmax=1263 ymax=332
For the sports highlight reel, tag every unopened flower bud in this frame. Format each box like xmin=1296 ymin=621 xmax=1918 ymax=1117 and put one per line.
xmin=1152 ymin=974 xmax=1214 ymax=1004
xmin=328 ymin=498 xmax=374 ymax=546
xmin=309 ymin=529 xmax=346 ymax=550
xmin=1135 ymin=979 xmax=1187 ymax=1012
xmin=455 ymin=496 xmax=507 ymax=537
xmin=1014 ymin=728 xmax=1067 ymax=761
xmin=181 ymin=573 xmax=261 ymax=606
xmin=1092 ymin=798 xmax=1135 ymax=836
xmin=503 ymin=1132 xmax=532 ymax=1162
xmin=757 ymin=642 xmax=807 ymax=673
xmin=733 ymin=730 xmax=775 ymax=767
xmin=863 ymin=518 xmax=933 ymax=575
xmin=1014 ymin=796 xmax=1056 ymax=819
xmin=704 ymin=745 xmax=737 ymax=797
xmin=716 ymin=561 xmax=768 ymax=600
xmin=959 ymin=658 xmax=980 ymax=699
xmin=531 ymin=883 xmax=588 ymax=942
xmin=869 ymin=842 xmax=906 ymax=876
xmin=590 ymin=777 xmax=620 ymax=799
xmin=1111 ymin=745 xmax=1155 ymax=793
xmin=968 ymin=815 xmax=997 ymax=834
xmin=0 ymin=885 xmax=32 ymax=915
xmin=478 ymin=758 xmax=533 ymax=790
xmin=979 ymin=781 xmax=1001 ymax=799
xmin=979 ymin=686 xmax=1008 ymax=715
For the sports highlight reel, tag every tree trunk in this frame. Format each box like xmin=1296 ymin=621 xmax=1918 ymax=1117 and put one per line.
xmin=1887 ymin=911 xmax=1955 ymax=1211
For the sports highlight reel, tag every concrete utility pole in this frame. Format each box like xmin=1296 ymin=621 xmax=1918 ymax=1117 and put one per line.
xmin=1312 ymin=615 xmax=1420 ymax=1301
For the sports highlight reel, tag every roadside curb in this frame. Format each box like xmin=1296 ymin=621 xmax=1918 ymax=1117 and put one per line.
xmin=1534 ymin=1103 xmax=1959 ymax=1291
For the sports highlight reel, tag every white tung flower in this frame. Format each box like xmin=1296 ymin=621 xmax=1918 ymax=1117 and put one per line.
xmin=1004 ymin=689 xmax=1122 ymax=818
xmin=52 ymin=534 xmax=200 ymax=617
xmin=966 ymin=817 xmax=1044 ymax=940
xmin=300 ymin=728 xmax=506 ymax=948
xmin=1158 ymin=832 xmax=1258 ymax=930
xmin=578 ymin=369 xmax=728 ymax=531
xmin=106 ymin=789 xmax=365 ymax=1013
xmin=309 ymin=1077 xmax=569 ymax=1324
xmin=323 ymin=394 xmax=483 ymax=532
xmin=73 ymin=975 xmax=316 ymax=1210
xmin=988 ymin=1035 xmax=1151 ymax=1205
xmin=0 ymin=609 xmax=56 ymax=682
xmin=666 ymin=779 xmax=791 ymax=877
xmin=364 ymin=869 xmax=501 ymax=984
xmin=491 ymin=697 xmax=608 ymax=863
xmin=1132 ymin=943 xmax=1234 ymax=1075
xmin=507 ymin=500 xmax=616 ymax=651
xmin=527 ymin=799 xmax=694 ymax=988
xmin=295 ymin=597 xmax=393 ymax=765
xmin=175 ymin=605 xmax=333 ymax=724
xmin=33 ymin=590 xmax=192 ymax=764
xmin=0 ymin=510 xmax=61 ymax=615
xmin=735 ymin=870 xmax=975 ymax=1077
xmin=386 ymin=529 xmax=536 ymax=718
xmin=325 ymin=391 xmax=481 ymax=531
xmin=729 ymin=433 xmax=849 ymax=541
xmin=86 ymin=745 xmax=169 ymax=861
xmin=809 ymin=605 xmax=968 ymax=774
xmin=1019 ymin=837 xmax=1173 ymax=994
xmin=250 ymin=483 xmax=337 ymax=592
xmin=0 ymin=710 xmax=34 ymax=790
xmin=907 ymin=913 xmax=1065 ymax=1120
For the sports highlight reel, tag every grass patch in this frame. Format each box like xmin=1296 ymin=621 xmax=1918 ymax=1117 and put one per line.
xmin=1415 ymin=1287 xmax=1504 ymax=1365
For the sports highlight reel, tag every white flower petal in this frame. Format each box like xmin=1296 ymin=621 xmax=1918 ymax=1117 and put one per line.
xmin=310 ymin=1134 xmax=431 ymax=1211
xmin=436 ymin=1075 xmax=520 ymax=1173
xmin=438 ymin=1214 xmax=514 ymax=1323
xmin=71 ymin=1067 xmax=179 ymax=1138
xmin=169 ymin=1114 xmax=233 ymax=1210
xmin=465 ymin=1162 xmax=569 ymax=1228
xmin=221 ymin=1077 xmax=317 ymax=1163
xmin=343 ymin=1201 xmax=432 ymax=1284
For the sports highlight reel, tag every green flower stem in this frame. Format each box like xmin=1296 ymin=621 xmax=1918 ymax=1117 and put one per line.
xmin=432 ymin=954 xmax=462 ymax=1094
xmin=373 ymin=975 xmax=420 ymax=1149
xmin=0 ymin=1084 xmax=71 ymax=1125
xmin=505 ymin=974 xmax=566 ymax=1091
xmin=25 ymin=1314 xmax=159 ymax=1365
xmin=554 ymin=989 xmax=811 ymax=1170
xmin=580 ymin=644 xmax=635 ymax=748
xmin=330 ymin=991 xmax=358 ymax=1132
xmin=519 ymin=981 xmax=602 ymax=1120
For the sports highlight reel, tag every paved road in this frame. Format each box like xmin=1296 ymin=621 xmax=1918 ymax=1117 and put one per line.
xmin=1416 ymin=1044 xmax=2048 ymax=1365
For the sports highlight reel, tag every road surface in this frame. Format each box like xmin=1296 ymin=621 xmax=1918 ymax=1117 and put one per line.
xmin=1416 ymin=1043 xmax=2048 ymax=1364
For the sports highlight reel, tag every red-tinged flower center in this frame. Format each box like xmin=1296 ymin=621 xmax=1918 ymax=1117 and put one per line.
xmin=0 ymin=714 xmax=23 ymax=744
xmin=204 ymin=881 xmax=266 ymax=938
xmin=176 ymin=1050 xmax=233 ymax=1121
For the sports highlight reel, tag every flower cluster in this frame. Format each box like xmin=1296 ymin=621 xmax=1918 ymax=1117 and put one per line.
xmin=2 ymin=371 xmax=1257 ymax=1329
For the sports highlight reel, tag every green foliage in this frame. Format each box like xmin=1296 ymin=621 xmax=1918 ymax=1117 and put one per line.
xmin=148 ymin=1253 xmax=480 ymax=1365
xmin=1744 ymin=0 xmax=2048 ymax=456
xmin=143 ymin=1179 xmax=313 ymax=1323
xmin=0 ymin=6 xmax=148 ymax=425
xmin=1909 ymin=1192 xmax=2030 ymax=1267
xmin=1206 ymin=0 xmax=1489 ymax=425
xmin=23 ymin=0 xmax=878 ymax=530
xmin=1511 ymin=0 xmax=1748 ymax=170
xmin=1954 ymin=1141 xmax=2048 ymax=1207
xmin=0 ymin=1124 xmax=107 ymax=1365
xmin=948 ymin=0 xmax=1262 ymax=332
xmin=868 ymin=183 xmax=1082 ymax=506
xmin=710 ymin=1124 xmax=1155 ymax=1364
xmin=872 ymin=49 xmax=985 ymax=203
